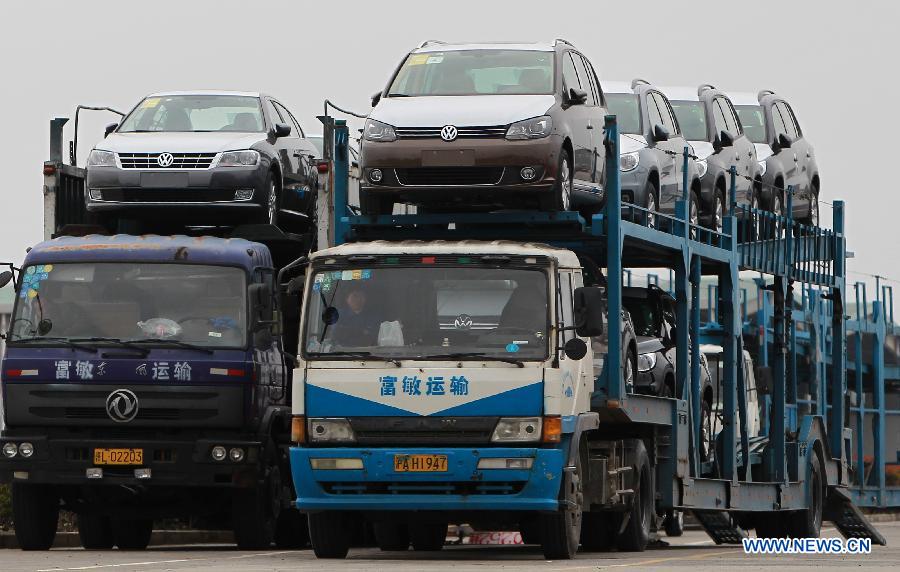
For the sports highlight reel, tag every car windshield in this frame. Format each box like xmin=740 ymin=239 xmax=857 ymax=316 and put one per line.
xmin=118 ymin=95 xmax=265 ymax=133
xmin=387 ymin=49 xmax=554 ymax=97
xmin=303 ymin=263 xmax=549 ymax=360
xmin=735 ymin=105 xmax=767 ymax=144
xmin=606 ymin=93 xmax=642 ymax=135
xmin=670 ymin=100 xmax=707 ymax=141
xmin=622 ymin=296 xmax=659 ymax=337
xmin=9 ymin=263 xmax=247 ymax=348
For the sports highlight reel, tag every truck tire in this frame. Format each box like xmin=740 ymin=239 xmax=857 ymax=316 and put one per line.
xmin=580 ymin=512 xmax=616 ymax=552
xmin=308 ymin=512 xmax=350 ymax=558
xmin=616 ymin=440 xmax=651 ymax=552
xmin=410 ymin=522 xmax=447 ymax=551
xmin=373 ymin=521 xmax=409 ymax=551
xmin=112 ymin=518 xmax=153 ymax=550
xmin=77 ymin=514 xmax=114 ymax=549
xmin=664 ymin=509 xmax=684 ymax=537
xmin=12 ymin=483 xmax=59 ymax=551
xmin=232 ymin=488 xmax=276 ymax=549
xmin=754 ymin=515 xmax=788 ymax=538
xmin=519 ymin=516 xmax=541 ymax=544
xmin=274 ymin=507 xmax=309 ymax=549
xmin=359 ymin=189 xmax=393 ymax=216
xmin=786 ymin=453 xmax=825 ymax=538
xmin=539 ymin=447 xmax=583 ymax=559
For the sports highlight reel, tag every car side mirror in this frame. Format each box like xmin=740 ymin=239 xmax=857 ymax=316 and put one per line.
xmin=371 ymin=91 xmax=382 ymax=107
xmin=564 ymin=338 xmax=588 ymax=360
xmin=0 ymin=270 xmax=12 ymax=289
xmin=104 ymin=123 xmax=118 ymax=138
xmin=777 ymin=132 xmax=792 ymax=149
xmin=666 ymin=325 xmax=677 ymax=348
xmin=271 ymin=123 xmax=292 ymax=138
xmin=719 ymin=130 xmax=734 ymax=147
xmin=653 ymin=124 xmax=670 ymax=142
xmin=567 ymin=87 xmax=588 ymax=105
xmin=574 ymin=286 xmax=606 ymax=337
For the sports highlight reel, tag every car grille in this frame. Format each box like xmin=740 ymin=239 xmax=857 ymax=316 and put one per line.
xmin=396 ymin=167 xmax=504 ymax=186
xmin=395 ymin=126 xmax=508 ymax=139
xmin=322 ymin=482 xmax=525 ymax=495
xmin=97 ymin=189 xmax=241 ymax=203
xmin=118 ymin=152 xmax=217 ymax=169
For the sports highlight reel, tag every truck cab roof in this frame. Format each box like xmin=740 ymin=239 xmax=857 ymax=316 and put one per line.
xmin=22 ymin=234 xmax=272 ymax=271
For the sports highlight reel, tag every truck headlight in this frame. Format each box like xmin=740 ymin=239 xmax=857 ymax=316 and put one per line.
xmin=506 ymin=116 xmax=552 ymax=140
xmin=2 ymin=443 xmax=18 ymax=458
xmin=491 ymin=417 xmax=542 ymax=442
xmin=87 ymin=149 xmax=117 ymax=167
xmin=363 ymin=119 xmax=397 ymax=142
xmin=620 ymin=151 xmax=640 ymax=172
xmin=637 ymin=352 xmax=657 ymax=372
xmin=218 ymin=150 xmax=260 ymax=167
xmin=308 ymin=418 xmax=356 ymax=443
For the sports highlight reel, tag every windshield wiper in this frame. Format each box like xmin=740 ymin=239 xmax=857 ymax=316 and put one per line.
xmin=69 ymin=337 xmax=150 ymax=357
xmin=308 ymin=351 xmax=401 ymax=367
xmin=130 ymin=339 xmax=214 ymax=354
xmin=385 ymin=93 xmax=412 ymax=97
xmin=11 ymin=337 xmax=97 ymax=352
xmin=419 ymin=352 xmax=525 ymax=368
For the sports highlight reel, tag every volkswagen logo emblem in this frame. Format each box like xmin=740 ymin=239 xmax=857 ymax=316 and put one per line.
xmin=106 ymin=389 xmax=139 ymax=423
xmin=440 ymin=125 xmax=458 ymax=142
xmin=453 ymin=314 xmax=473 ymax=329
xmin=157 ymin=152 xmax=175 ymax=167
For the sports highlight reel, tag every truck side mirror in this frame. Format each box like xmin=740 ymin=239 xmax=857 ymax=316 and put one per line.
xmin=0 ymin=270 xmax=12 ymax=289
xmin=564 ymin=338 xmax=587 ymax=360
xmin=249 ymin=283 xmax=274 ymax=327
xmin=104 ymin=123 xmax=119 ymax=138
xmin=574 ymin=286 xmax=606 ymax=337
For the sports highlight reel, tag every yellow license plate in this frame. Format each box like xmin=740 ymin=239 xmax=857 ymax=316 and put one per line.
xmin=93 ymin=448 xmax=144 ymax=466
xmin=393 ymin=454 xmax=448 ymax=472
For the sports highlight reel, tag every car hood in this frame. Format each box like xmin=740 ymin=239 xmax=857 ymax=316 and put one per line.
xmin=755 ymin=143 xmax=773 ymax=162
xmin=620 ymin=134 xmax=647 ymax=154
xmin=370 ymin=95 xmax=557 ymax=127
xmin=636 ymin=335 xmax=665 ymax=355
xmin=96 ymin=132 xmax=264 ymax=153
xmin=688 ymin=140 xmax=715 ymax=161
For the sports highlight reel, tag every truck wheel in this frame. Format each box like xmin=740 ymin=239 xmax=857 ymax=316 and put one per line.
xmin=616 ymin=440 xmax=651 ymax=552
xmin=539 ymin=447 xmax=583 ymax=559
xmin=519 ymin=516 xmax=542 ymax=544
xmin=274 ymin=508 xmax=309 ymax=549
xmin=232 ymin=488 xmax=276 ymax=549
xmin=308 ymin=512 xmax=350 ymax=558
xmin=359 ymin=189 xmax=393 ymax=216
xmin=580 ymin=512 xmax=616 ymax=552
xmin=410 ymin=522 xmax=447 ymax=551
xmin=754 ymin=514 xmax=788 ymax=538
xmin=373 ymin=521 xmax=410 ymax=551
xmin=112 ymin=518 xmax=153 ymax=550
xmin=664 ymin=509 xmax=684 ymax=537
xmin=12 ymin=483 xmax=59 ymax=550
xmin=78 ymin=514 xmax=114 ymax=549
xmin=786 ymin=454 xmax=824 ymax=538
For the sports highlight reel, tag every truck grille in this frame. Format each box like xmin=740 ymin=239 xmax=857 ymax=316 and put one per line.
xmin=30 ymin=407 xmax=218 ymax=422
xmin=396 ymin=167 xmax=504 ymax=186
xmin=118 ymin=153 xmax=217 ymax=169
xmin=395 ymin=126 xmax=507 ymax=139
xmin=349 ymin=417 xmax=498 ymax=445
xmin=322 ymin=482 xmax=524 ymax=495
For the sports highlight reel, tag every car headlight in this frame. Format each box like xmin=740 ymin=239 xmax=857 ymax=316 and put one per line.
xmin=218 ymin=150 xmax=260 ymax=167
xmin=363 ymin=119 xmax=397 ymax=142
xmin=491 ymin=417 xmax=542 ymax=442
xmin=637 ymin=352 xmax=657 ymax=372
xmin=87 ymin=149 xmax=117 ymax=167
xmin=505 ymin=116 xmax=552 ymax=140
xmin=758 ymin=160 xmax=767 ymax=176
xmin=308 ymin=418 xmax=356 ymax=443
xmin=697 ymin=159 xmax=708 ymax=178
xmin=620 ymin=151 xmax=640 ymax=172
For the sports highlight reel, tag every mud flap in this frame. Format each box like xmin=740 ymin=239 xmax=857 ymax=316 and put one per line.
xmin=693 ymin=510 xmax=748 ymax=544
xmin=824 ymin=487 xmax=886 ymax=546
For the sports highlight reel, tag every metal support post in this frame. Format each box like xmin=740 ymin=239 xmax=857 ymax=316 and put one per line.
xmin=830 ymin=201 xmax=848 ymax=465
xmin=332 ymin=120 xmax=350 ymax=246
xmin=769 ymin=275 xmax=788 ymax=481
xmin=604 ymin=115 xmax=624 ymax=402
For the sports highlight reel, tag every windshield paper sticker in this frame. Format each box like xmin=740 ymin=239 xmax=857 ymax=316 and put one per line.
xmin=22 ymin=264 xmax=53 ymax=298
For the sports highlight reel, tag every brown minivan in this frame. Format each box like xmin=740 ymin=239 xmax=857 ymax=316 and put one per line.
xmin=359 ymin=40 xmax=609 ymax=214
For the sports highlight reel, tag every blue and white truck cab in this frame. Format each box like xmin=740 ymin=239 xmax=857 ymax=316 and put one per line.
xmin=289 ymin=239 xmax=639 ymax=559
xmin=0 ymin=234 xmax=305 ymax=550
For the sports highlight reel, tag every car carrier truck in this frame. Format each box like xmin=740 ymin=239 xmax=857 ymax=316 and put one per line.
xmin=287 ymin=116 xmax=885 ymax=559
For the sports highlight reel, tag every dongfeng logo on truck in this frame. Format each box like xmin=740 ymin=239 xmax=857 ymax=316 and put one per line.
xmin=106 ymin=389 xmax=139 ymax=423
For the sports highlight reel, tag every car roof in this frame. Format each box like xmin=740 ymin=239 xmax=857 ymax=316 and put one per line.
xmin=144 ymin=90 xmax=263 ymax=98
xmin=412 ymin=41 xmax=558 ymax=54
xmin=658 ymin=86 xmax=701 ymax=102
xmin=728 ymin=91 xmax=763 ymax=106
xmin=602 ymin=81 xmax=636 ymax=95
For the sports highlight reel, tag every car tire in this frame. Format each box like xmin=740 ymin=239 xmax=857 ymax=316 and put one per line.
xmin=12 ymin=483 xmax=59 ymax=551
xmin=78 ymin=514 xmax=114 ymax=549
xmin=541 ymin=148 xmax=573 ymax=212
xmin=700 ymin=398 xmax=713 ymax=464
xmin=409 ymin=522 xmax=447 ymax=551
xmin=644 ymin=183 xmax=659 ymax=229
xmin=710 ymin=190 xmax=725 ymax=236
xmin=373 ymin=522 xmax=410 ymax=551
xmin=274 ymin=507 xmax=309 ymax=549
xmin=616 ymin=439 xmax=652 ymax=552
xmin=308 ymin=512 xmax=350 ymax=558
xmin=257 ymin=171 xmax=281 ymax=226
xmin=112 ymin=518 xmax=153 ymax=550
xmin=232 ymin=487 xmax=276 ymax=550
xmin=359 ymin=189 xmax=394 ymax=216
xmin=689 ymin=190 xmax=700 ymax=239
xmin=624 ymin=348 xmax=637 ymax=393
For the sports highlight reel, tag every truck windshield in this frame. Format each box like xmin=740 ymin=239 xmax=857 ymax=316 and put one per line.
xmin=118 ymin=95 xmax=265 ymax=133
xmin=388 ymin=50 xmax=554 ymax=96
xmin=303 ymin=265 xmax=549 ymax=361
xmin=9 ymin=263 xmax=247 ymax=348
xmin=734 ymin=105 xmax=767 ymax=144
xmin=670 ymin=100 xmax=707 ymax=141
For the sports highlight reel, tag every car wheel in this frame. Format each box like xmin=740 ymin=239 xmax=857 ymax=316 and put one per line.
xmin=711 ymin=191 xmax=725 ymax=236
xmin=800 ymin=190 xmax=819 ymax=230
xmin=624 ymin=349 xmax=636 ymax=392
xmin=689 ymin=191 xmax=700 ymax=239
xmin=699 ymin=398 xmax=713 ymax=463
xmin=359 ymin=189 xmax=394 ymax=216
xmin=645 ymin=183 xmax=659 ymax=229
xmin=747 ymin=191 xmax=760 ymax=242
xmin=542 ymin=148 xmax=573 ymax=212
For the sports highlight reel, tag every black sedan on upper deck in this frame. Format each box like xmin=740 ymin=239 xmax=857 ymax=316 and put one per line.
xmin=85 ymin=91 xmax=319 ymax=230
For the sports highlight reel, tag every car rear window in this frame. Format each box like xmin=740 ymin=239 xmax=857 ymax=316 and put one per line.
xmin=606 ymin=93 xmax=642 ymax=135
xmin=670 ymin=100 xmax=707 ymax=141
xmin=387 ymin=50 xmax=554 ymax=97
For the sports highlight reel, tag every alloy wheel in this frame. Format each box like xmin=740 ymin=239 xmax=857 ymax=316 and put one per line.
xmin=267 ymin=181 xmax=278 ymax=224
xmin=646 ymin=192 xmax=657 ymax=229
xmin=560 ymin=159 xmax=572 ymax=211
xmin=714 ymin=195 xmax=724 ymax=235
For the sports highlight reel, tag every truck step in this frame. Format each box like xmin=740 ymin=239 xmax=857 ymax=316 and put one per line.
xmin=693 ymin=510 xmax=748 ymax=544
xmin=825 ymin=488 xmax=886 ymax=545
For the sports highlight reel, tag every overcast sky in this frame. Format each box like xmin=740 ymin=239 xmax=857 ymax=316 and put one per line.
xmin=1 ymin=1 xmax=898 ymax=311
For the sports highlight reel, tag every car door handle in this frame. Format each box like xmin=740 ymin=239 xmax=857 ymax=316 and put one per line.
xmin=586 ymin=124 xmax=593 ymax=129
xmin=806 ymin=151 xmax=811 ymax=158
xmin=793 ymin=154 xmax=798 ymax=162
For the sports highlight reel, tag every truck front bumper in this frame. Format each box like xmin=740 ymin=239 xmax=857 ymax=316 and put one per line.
xmin=290 ymin=446 xmax=564 ymax=512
